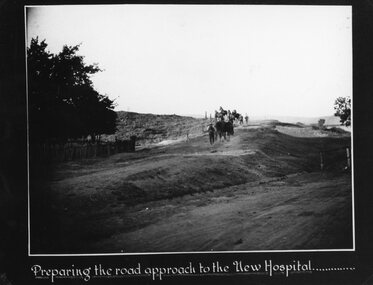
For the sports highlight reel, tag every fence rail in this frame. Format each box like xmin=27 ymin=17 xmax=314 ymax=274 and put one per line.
xmin=31 ymin=138 xmax=136 ymax=162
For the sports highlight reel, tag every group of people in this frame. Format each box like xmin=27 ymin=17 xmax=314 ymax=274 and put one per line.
xmin=214 ymin=106 xmax=248 ymax=125
xmin=207 ymin=107 xmax=249 ymax=145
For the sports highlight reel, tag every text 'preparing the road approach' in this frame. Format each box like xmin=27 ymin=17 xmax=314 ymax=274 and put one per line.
xmin=30 ymin=260 xmax=315 ymax=282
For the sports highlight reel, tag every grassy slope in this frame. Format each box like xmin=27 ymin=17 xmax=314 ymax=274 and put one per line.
xmin=108 ymin=111 xmax=210 ymax=144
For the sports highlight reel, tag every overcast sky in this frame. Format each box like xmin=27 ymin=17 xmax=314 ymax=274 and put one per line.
xmin=26 ymin=5 xmax=352 ymax=117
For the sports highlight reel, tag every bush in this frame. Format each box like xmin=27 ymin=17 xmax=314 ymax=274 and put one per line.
xmin=318 ymin=119 xmax=326 ymax=129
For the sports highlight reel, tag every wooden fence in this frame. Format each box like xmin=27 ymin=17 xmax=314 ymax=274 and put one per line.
xmin=32 ymin=138 xmax=136 ymax=162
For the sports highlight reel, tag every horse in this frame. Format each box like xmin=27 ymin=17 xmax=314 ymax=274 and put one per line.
xmin=225 ymin=121 xmax=234 ymax=137
xmin=215 ymin=110 xmax=226 ymax=122
xmin=219 ymin=106 xmax=228 ymax=117
xmin=215 ymin=121 xmax=234 ymax=141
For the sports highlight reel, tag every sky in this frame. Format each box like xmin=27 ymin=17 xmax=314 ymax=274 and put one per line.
xmin=26 ymin=5 xmax=352 ymax=117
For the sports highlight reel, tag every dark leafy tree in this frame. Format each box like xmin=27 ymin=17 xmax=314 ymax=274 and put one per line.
xmin=318 ymin=119 xmax=325 ymax=129
xmin=334 ymin=96 xmax=351 ymax=127
xmin=27 ymin=37 xmax=117 ymax=142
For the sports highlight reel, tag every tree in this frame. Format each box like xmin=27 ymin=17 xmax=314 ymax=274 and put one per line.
xmin=27 ymin=38 xmax=117 ymax=142
xmin=318 ymin=119 xmax=326 ymax=129
xmin=334 ymin=96 xmax=351 ymax=127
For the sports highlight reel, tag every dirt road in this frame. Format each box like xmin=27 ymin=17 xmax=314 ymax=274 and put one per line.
xmin=31 ymin=125 xmax=353 ymax=253
xmin=93 ymin=172 xmax=352 ymax=253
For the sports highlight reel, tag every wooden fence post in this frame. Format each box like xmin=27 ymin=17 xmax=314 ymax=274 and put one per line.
xmin=346 ymin=147 xmax=351 ymax=168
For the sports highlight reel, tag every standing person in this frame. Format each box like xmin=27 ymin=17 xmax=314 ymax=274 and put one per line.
xmin=245 ymin=113 xmax=249 ymax=124
xmin=208 ymin=123 xmax=215 ymax=145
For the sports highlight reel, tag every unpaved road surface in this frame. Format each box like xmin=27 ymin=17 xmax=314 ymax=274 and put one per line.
xmin=94 ymin=172 xmax=352 ymax=253
xmin=31 ymin=125 xmax=353 ymax=253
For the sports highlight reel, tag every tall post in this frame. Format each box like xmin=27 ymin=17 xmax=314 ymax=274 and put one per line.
xmin=320 ymin=151 xmax=324 ymax=171
xmin=346 ymin=147 xmax=351 ymax=168
xmin=130 ymin=136 xmax=137 ymax=152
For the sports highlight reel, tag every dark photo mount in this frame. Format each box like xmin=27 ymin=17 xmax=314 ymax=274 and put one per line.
xmin=2 ymin=0 xmax=373 ymax=284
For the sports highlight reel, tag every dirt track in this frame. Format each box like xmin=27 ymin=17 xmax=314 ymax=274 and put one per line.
xmin=31 ymin=124 xmax=353 ymax=253
xmin=93 ymin=172 xmax=352 ymax=253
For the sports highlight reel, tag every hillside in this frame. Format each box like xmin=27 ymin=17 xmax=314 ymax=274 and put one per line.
xmin=33 ymin=124 xmax=352 ymax=253
xmin=106 ymin=112 xmax=348 ymax=145
xmin=110 ymin=111 xmax=208 ymax=144
xmin=250 ymin=115 xmax=341 ymax=125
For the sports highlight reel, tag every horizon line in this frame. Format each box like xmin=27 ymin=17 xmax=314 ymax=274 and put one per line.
xmin=116 ymin=110 xmax=336 ymax=118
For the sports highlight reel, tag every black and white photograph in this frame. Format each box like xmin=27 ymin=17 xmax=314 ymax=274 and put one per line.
xmin=9 ymin=0 xmax=373 ymax=284
xmin=25 ymin=4 xmax=354 ymax=255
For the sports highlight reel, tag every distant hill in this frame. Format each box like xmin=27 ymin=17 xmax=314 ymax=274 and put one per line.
xmin=250 ymin=115 xmax=341 ymax=126
xmin=108 ymin=111 xmax=211 ymax=144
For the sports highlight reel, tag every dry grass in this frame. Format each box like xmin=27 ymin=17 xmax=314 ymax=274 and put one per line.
xmin=108 ymin=111 xmax=210 ymax=144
